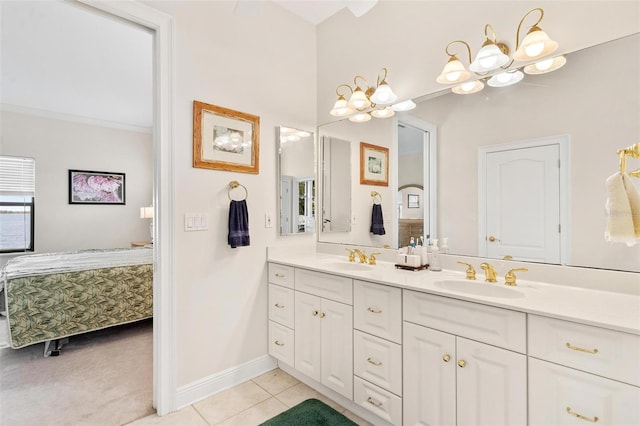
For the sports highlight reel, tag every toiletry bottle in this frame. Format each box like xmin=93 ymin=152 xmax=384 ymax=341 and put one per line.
xmin=440 ymin=237 xmax=449 ymax=254
xmin=429 ymin=247 xmax=442 ymax=271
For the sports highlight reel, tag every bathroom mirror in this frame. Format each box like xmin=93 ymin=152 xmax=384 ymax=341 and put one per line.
xmin=318 ymin=34 xmax=640 ymax=272
xmin=320 ymin=135 xmax=351 ymax=233
xmin=277 ymin=126 xmax=316 ymax=236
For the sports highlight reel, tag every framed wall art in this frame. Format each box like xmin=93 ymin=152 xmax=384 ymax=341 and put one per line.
xmin=193 ymin=100 xmax=260 ymax=174
xmin=360 ymin=142 xmax=389 ymax=186
xmin=408 ymin=194 xmax=420 ymax=208
xmin=68 ymin=170 xmax=125 ymax=205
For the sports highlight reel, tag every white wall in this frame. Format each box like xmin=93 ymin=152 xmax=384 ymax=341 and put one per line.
xmin=140 ymin=0 xmax=317 ymax=388
xmin=0 ymin=110 xmax=152 ymax=263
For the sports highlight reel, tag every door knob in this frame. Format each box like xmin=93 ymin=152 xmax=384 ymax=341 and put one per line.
xmin=458 ymin=360 xmax=467 ymax=368
xmin=442 ymin=354 xmax=451 ymax=362
xmin=488 ymin=236 xmax=499 ymax=242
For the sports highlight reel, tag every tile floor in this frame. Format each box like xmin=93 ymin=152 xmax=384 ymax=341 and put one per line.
xmin=126 ymin=368 xmax=372 ymax=426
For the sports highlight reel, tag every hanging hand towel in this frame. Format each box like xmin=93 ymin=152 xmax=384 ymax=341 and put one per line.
xmin=228 ymin=200 xmax=250 ymax=248
xmin=604 ymin=172 xmax=640 ymax=246
xmin=370 ymin=203 xmax=386 ymax=235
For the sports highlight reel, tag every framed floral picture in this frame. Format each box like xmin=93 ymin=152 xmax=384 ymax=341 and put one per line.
xmin=193 ymin=100 xmax=260 ymax=174
xmin=68 ymin=170 xmax=125 ymax=205
xmin=360 ymin=142 xmax=389 ymax=186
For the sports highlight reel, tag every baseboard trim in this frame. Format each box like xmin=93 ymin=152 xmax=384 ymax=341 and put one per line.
xmin=176 ymin=355 xmax=277 ymax=409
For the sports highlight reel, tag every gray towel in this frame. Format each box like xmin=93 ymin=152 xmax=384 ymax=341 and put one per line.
xmin=228 ymin=200 xmax=250 ymax=248
xmin=370 ymin=203 xmax=385 ymax=235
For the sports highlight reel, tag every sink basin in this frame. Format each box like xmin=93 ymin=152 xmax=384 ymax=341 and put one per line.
xmin=434 ymin=280 xmax=524 ymax=299
xmin=321 ymin=261 xmax=373 ymax=272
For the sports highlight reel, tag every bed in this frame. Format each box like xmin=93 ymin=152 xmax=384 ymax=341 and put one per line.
xmin=0 ymin=247 xmax=153 ymax=355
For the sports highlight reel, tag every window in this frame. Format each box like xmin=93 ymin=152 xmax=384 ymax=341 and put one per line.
xmin=0 ymin=156 xmax=35 ymax=253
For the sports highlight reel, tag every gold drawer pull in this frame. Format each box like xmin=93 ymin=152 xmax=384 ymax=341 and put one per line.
xmin=442 ymin=354 xmax=451 ymax=362
xmin=367 ymin=357 xmax=382 ymax=366
xmin=566 ymin=342 xmax=598 ymax=354
xmin=312 ymin=310 xmax=318 ymax=316
xmin=567 ymin=407 xmax=599 ymax=423
xmin=275 ymin=273 xmax=285 ymax=278
xmin=274 ymin=303 xmax=285 ymax=308
xmin=274 ymin=340 xmax=284 ymax=347
xmin=319 ymin=312 xmax=326 ymax=318
xmin=367 ymin=397 xmax=383 ymax=408
xmin=458 ymin=360 xmax=466 ymax=368
xmin=367 ymin=307 xmax=382 ymax=314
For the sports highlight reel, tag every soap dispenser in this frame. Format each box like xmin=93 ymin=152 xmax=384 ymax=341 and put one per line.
xmin=429 ymin=247 xmax=442 ymax=271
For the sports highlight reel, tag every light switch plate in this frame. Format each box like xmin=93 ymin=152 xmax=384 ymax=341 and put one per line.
xmin=185 ymin=213 xmax=208 ymax=231
xmin=265 ymin=213 xmax=273 ymax=228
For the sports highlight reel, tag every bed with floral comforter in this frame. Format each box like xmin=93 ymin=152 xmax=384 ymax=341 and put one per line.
xmin=0 ymin=247 xmax=153 ymax=351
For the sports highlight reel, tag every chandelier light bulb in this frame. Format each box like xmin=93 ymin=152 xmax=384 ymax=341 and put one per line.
xmin=437 ymin=56 xmax=470 ymax=85
xmin=330 ymin=97 xmax=354 ymax=117
xmin=523 ymin=55 xmax=566 ymax=75
xmin=470 ymin=44 xmax=509 ymax=73
xmin=370 ymin=83 xmax=398 ymax=105
xmin=534 ymin=58 xmax=553 ymax=71
xmin=371 ymin=106 xmax=395 ymax=118
xmin=525 ymin=41 xmax=545 ymax=58
xmin=349 ymin=112 xmax=372 ymax=123
xmin=348 ymin=88 xmax=371 ymax=110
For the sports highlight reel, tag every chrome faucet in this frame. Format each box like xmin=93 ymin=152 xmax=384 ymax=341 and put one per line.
xmin=479 ymin=262 xmax=498 ymax=283
xmin=353 ymin=249 xmax=368 ymax=264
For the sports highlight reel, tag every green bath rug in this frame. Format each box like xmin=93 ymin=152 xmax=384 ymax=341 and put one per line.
xmin=260 ymin=398 xmax=357 ymax=426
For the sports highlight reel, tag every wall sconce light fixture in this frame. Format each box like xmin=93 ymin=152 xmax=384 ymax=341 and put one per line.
xmin=437 ymin=7 xmax=566 ymax=95
xmin=330 ymin=68 xmax=415 ymax=122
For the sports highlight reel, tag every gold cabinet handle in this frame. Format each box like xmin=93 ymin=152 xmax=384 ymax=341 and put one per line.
xmin=442 ymin=354 xmax=451 ymax=362
xmin=367 ymin=357 xmax=382 ymax=366
xmin=458 ymin=360 xmax=466 ymax=368
xmin=566 ymin=407 xmax=599 ymax=423
xmin=275 ymin=273 xmax=285 ymax=278
xmin=367 ymin=307 xmax=382 ymax=314
xmin=274 ymin=303 xmax=285 ymax=308
xmin=274 ymin=340 xmax=284 ymax=346
xmin=566 ymin=342 xmax=599 ymax=354
xmin=312 ymin=310 xmax=318 ymax=316
xmin=319 ymin=312 xmax=326 ymax=318
xmin=367 ymin=397 xmax=383 ymax=408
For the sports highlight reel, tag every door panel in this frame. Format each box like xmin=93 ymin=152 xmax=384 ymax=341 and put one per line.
xmin=320 ymin=299 xmax=353 ymax=399
xmin=294 ymin=292 xmax=321 ymax=381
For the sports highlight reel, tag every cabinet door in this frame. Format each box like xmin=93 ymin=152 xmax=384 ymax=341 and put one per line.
xmin=294 ymin=292 xmax=321 ymax=382
xmin=403 ymin=322 xmax=456 ymax=426
xmin=320 ymin=298 xmax=353 ymax=399
xmin=529 ymin=358 xmax=640 ymax=426
xmin=456 ymin=337 xmax=527 ymax=426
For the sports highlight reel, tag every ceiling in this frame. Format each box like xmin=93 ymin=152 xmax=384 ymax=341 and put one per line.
xmin=0 ymin=1 xmax=375 ymax=130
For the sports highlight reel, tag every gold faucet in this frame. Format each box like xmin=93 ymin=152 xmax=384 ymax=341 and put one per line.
xmin=353 ymin=249 xmax=368 ymax=263
xmin=368 ymin=252 xmax=381 ymax=265
xmin=457 ymin=262 xmax=477 ymax=280
xmin=345 ymin=248 xmax=356 ymax=262
xmin=505 ymin=268 xmax=528 ymax=286
xmin=480 ymin=262 xmax=497 ymax=283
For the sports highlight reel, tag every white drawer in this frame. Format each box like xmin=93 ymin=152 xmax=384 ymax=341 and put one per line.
xmin=404 ymin=290 xmax=526 ymax=353
xmin=295 ymin=268 xmax=353 ymax=305
xmin=268 ymin=263 xmax=295 ymax=288
xmin=354 ymin=330 xmax=402 ymax=396
xmin=354 ymin=280 xmax=402 ymax=343
xmin=268 ymin=284 xmax=294 ymax=329
xmin=529 ymin=358 xmax=640 ymax=426
xmin=354 ymin=376 xmax=402 ymax=426
xmin=268 ymin=320 xmax=294 ymax=366
xmin=529 ymin=315 xmax=640 ymax=386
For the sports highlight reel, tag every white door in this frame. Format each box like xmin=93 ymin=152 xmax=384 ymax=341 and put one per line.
xmin=482 ymin=143 xmax=561 ymax=263
xmin=403 ymin=322 xmax=456 ymax=426
xmin=294 ymin=292 xmax=321 ymax=382
xmin=320 ymin=298 xmax=353 ymax=399
xmin=280 ymin=177 xmax=292 ymax=234
xmin=456 ymin=338 xmax=527 ymax=426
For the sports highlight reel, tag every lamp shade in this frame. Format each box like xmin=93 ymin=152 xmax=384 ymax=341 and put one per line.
xmin=140 ymin=206 xmax=153 ymax=219
xmin=371 ymin=106 xmax=395 ymax=118
xmin=524 ymin=55 xmax=566 ymax=74
xmin=437 ymin=56 xmax=470 ymax=84
xmin=347 ymin=88 xmax=371 ymax=110
xmin=370 ymin=83 xmax=398 ymax=105
xmin=469 ymin=43 xmax=510 ymax=72
xmin=452 ymin=80 xmax=484 ymax=95
xmin=391 ymin=99 xmax=416 ymax=111
xmin=330 ymin=96 xmax=354 ymax=116
xmin=487 ymin=70 xmax=524 ymax=87
xmin=513 ymin=27 xmax=558 ymax=61
xmin=349 ymin=112 xmax=372 ymax=123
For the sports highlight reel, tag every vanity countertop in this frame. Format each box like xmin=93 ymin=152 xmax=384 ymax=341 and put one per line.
xmin=267 ymin=251 xmax=640 ymax=336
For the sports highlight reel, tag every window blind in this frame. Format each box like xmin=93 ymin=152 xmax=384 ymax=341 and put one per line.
xmin=0 ymin=156 xmax=36 ymax=195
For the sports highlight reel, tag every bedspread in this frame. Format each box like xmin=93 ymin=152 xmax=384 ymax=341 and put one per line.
xmin=1 ymin=248 xmax=153 ymax=349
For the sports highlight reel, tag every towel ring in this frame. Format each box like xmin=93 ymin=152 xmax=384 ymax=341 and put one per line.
xmin=228 ymin=181 xmax=248 ymax=201
xmin=617 ymin=142 xmax=640 ymax=174
xmin=371 ymin=191 xmax=382 ymax=204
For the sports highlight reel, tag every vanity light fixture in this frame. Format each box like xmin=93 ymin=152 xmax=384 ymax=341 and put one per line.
xmin=436 ymin=7 xmax=564 ymax=95
xmin=330 ymin=68 xmax=414 ymax=122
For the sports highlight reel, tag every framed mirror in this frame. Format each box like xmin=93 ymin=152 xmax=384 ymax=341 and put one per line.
xmin=277 ymin=126 xmax=315 ymax=236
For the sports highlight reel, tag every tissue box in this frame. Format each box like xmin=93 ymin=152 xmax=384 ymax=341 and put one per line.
xmin=396 ymin=254 xmax=422 ymax=268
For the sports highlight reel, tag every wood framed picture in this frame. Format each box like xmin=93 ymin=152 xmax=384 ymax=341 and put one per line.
xmin=360 ymin=142 xmax=389 ymax=186
xmin=69 ymin=170 xmax=125 ymax=205
xmin=193 ymin=100 xmax=260 ymax=173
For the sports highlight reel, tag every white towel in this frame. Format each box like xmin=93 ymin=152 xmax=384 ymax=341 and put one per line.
xmin=605 ymin=172 xmax=640 ymax=246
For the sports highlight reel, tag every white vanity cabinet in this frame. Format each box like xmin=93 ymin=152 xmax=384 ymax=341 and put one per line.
xmin=528 ymin=314 xmax=640 ymax=425
xmin=294 ymin=269 xmax=353 ymax=400
xmin=403 ymin=290 xmax=527 ymax=426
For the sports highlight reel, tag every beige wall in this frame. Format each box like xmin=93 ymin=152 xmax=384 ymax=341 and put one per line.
xmin=0 ymin=111 xmax=152 ymax=263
